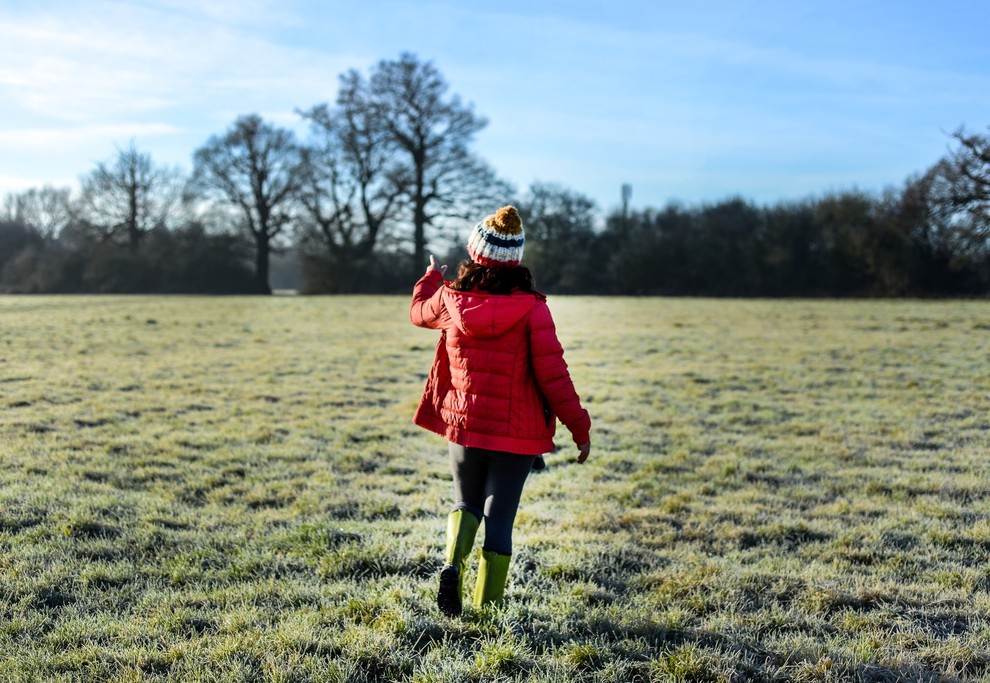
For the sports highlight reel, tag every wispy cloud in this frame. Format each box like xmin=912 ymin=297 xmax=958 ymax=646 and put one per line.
xmin=0 ymin=175 xmax=62 ymax=192
xmin=0 ymin=123 xmax=184 ymax=150
xmin=0 ymin=2 xmax=353 ymax=125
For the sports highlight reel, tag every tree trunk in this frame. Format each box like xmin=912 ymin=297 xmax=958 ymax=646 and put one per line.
xmin=413 ymin=161 xmax=427 ymax=277
xmin=128 ymin=182 xmax=140 ymax=251
xmin=255 ymin=235 xmax=272 ymax=294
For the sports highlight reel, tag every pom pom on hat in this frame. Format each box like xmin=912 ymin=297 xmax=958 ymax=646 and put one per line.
xmin=492 ymin=205 xmax=523 ymax=235
xmin=466 ymin=205 xmax=525 ymax=267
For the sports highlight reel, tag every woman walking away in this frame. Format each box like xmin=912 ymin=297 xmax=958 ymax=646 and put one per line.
xmin=409 ymin=205 xmax=592 ymax=617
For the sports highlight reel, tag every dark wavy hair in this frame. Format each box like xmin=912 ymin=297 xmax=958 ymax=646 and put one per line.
xmin=449 ymin=260 xmax=537 ymax=295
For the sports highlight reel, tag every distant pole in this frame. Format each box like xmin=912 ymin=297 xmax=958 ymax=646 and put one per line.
xmin=621 ymin=183 xmax=632 ymax=220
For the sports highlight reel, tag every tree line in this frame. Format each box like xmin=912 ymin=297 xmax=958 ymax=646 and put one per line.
xmin=1 ymin=53 xmax=988 ymax=296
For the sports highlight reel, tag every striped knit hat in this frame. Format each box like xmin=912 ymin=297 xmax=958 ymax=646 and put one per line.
xmin=466 ymin=205 xmax=525 ymax=267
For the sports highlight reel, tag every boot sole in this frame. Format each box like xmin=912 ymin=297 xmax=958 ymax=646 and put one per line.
xmin=437 ymin=565 xmax=461 ymax=617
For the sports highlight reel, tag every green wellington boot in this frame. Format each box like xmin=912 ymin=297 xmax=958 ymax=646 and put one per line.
xmin=437 ymin=509 xmax=480 ymax=617
xmin=473 ymin=550 xmax=511 ymax=609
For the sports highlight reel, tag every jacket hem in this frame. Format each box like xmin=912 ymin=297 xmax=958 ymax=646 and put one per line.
xmin=413 ymin=414 xmax=553 ymax=456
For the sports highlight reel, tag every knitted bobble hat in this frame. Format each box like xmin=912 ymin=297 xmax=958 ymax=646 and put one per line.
xmin=466 ymin=205 xmax=525 ymax=267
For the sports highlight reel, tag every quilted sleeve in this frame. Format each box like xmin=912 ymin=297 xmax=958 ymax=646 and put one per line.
xmin=529 ymin=301 xmax=591 ymax=445
xmin=409 ymin=270 xmax=446 ymax=329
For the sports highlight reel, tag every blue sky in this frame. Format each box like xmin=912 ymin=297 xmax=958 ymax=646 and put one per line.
xmin=2 ymin=0 xmax=989 ymax=213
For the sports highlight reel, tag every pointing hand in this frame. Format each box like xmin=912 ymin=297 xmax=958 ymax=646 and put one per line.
xmin=428 ymin=254 xmax=447 ymax=277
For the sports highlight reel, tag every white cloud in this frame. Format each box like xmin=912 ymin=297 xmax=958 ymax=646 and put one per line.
xmin=0 ymin=2 xmax=353 ymax=126
xmin=0 ymin=175 xmax=64 ymax=194
xmin=0 ymin=123 xmax=184 ymax=150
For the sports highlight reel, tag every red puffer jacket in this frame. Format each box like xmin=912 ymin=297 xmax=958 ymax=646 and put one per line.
xmin=410 ymin=270 xmax=591 ymax=456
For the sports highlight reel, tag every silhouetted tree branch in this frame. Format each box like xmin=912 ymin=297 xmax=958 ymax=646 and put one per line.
xmin=944 ymin=126 xmax=990 ymax=248
xmin=298 ymin=86 xmax=403 ymax=264
xmin=352 ymin=53 xmax=511 ymax=276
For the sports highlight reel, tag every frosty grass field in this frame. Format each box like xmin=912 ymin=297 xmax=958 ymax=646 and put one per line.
xmin=1 ymin=294 xmax=989 ymax=682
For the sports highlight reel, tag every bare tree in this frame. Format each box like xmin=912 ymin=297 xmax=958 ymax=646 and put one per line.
xmin=77 ymin=143 xmax=183 ymax=250
xmin=342 ymin=53 xmax=511 ymax=275
xmin=2 ymin=185 xmax=73 ymax=240
xmin=298 ymin=77 xmax=403 ymax=264
xmin=944 ymin=126 xmax=990 ymax=245
xmin=190 ymin=114 xmax=304 ymax=294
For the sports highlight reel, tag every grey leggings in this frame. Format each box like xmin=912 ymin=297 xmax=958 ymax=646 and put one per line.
xmin=448 ymin=443 xmax=533 ymax=555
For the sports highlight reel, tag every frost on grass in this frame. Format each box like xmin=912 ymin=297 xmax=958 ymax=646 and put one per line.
xmin=1 ymin=295 xmax=989 ymax=681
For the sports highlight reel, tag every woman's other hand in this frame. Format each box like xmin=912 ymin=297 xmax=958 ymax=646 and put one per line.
xmin=577 ymin=441 xmax=591 ymax=464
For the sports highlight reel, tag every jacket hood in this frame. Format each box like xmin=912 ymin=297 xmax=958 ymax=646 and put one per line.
xmin=441 ymin=287 xmax=539 ymax=339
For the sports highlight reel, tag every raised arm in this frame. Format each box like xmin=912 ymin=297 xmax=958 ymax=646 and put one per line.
xmin=410 ymin=268 xmax=446 ymax=329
